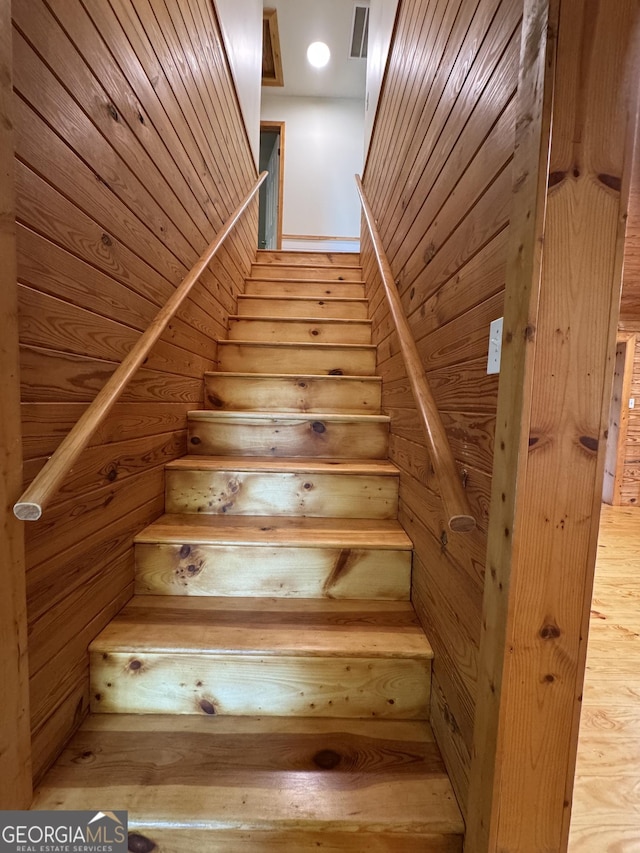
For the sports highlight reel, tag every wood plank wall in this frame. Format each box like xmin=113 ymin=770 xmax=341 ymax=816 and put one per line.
xmin=13 ymin=0 xmax=258 ymax=783
xmin=619 ymin=123 xmax=640 ymax=504
xmin=0 ymin=0 xmax=32 ymax=808
xmin=361 ymin=0 xmax=521 ymax=813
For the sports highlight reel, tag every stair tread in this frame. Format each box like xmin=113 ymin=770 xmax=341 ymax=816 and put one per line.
xmin=90 ymin=596 xmax=433 ymax=658
xmin=32 ymin=715 xmax=464 ymax=836
xmin=247 ymin=276 xmax=367 ymax=285
xmin=238 ymin=294 xmax=368 ymax=303
xmin=165 ymin=456 xmax=400 ymax=474
xmin=257 ymin=249 xmax=362 ymax=265
xmin=229 ymin=315 xmax=372 ymax=324
xmin=188 ymin=410 xmax=390 ymax=423
xmin=219 ymin=339 xmax=376 ymax=350
xmin=204 ymin=371 xmax=381 ymax=381
xmin=135 ymin=514 xmax=413 ymax=549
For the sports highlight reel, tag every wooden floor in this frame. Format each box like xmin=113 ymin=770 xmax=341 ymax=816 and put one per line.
xmin=569 ymin=505 xmax=640 ymax=851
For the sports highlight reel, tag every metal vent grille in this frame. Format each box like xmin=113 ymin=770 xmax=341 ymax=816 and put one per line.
xmin=350 ymin=5 xmax=369 ymax=59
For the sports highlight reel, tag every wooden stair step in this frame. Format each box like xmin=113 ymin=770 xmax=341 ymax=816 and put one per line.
xmin=164 ymin=456 xmax=400 ymax=519
xmin=228 ymin=315 xmax=372 ymax=344
xmin=236 ymin=294 xmax=369 ymax=319
xmin=187 ymin=410 xmax=390 ymax=458
xmin=256 ymin=249 xmax=362 ymax=267
xmin=89 ymin=597 xmax=433 ymax=717
xmin=32 ymin=715 xmax=464 ymax=851
xmin=134 ymin=514 xmax=412 ymax=599
xmin=245 ymin=279 xmax=365 ymax=298
xmin=204 ymin=372 xmax=382 ymax=413
xmin=218 ymin=340 xmax=377 ymax=376
xmin=250 ymin=263 xmax=363 ymax=281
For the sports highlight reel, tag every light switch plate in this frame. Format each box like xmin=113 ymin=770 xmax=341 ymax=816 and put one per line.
xmin=487 ymin=317 xmax=503 ymax=375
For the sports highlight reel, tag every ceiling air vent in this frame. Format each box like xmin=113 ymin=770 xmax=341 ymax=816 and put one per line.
xmin=350 ymin=4 xmax=369 ymax=59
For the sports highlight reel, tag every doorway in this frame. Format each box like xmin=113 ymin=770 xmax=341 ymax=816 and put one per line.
xmin=258 ymin=121 xmax=285 ymax=249
xmin=602 ymin=333 xmax=636 ymax=505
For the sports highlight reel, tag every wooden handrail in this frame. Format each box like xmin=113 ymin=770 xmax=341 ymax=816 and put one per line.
xmin=14 ymin=172 xmax=268 ymax=522
xmin=355 ymin=175 xmax=475 ymax=533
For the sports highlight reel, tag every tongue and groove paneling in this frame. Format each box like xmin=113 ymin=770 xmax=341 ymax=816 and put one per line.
xmin=362 ymin=0 xmax=522 ymax=815
xmin=13 ymin=0 xmax=257 ymax=783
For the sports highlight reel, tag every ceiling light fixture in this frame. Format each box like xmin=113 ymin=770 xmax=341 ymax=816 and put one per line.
xmin=307 ymin=41 xmax=330 ymax=68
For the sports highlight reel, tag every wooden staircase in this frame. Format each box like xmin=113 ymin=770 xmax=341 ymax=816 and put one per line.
xmin=32 ymin=251 xmax=464 ymax=852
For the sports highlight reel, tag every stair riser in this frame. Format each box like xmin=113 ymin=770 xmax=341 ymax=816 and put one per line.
xmin=205 ymin=374 xmax=382 ymax=413
xmin=245 ymin=281 xmax=365 ymax=298
xmin=91 ymin=653 xmax=430 ymax=718
xmin=187 ymin=419 xmax=389 ymax=459
xmin=165 ymin=470 xmax=399 ymax=518
xmin=257 ymin=250 xmax=361 ymax=266
xmin=237 ymin=297 xmax=369 ymax=319
xmin=250 ymin=265 xmax=363 ymax=281
xmin=228 ymin=318 xmax=372 ymax=344
xmin=135 ymin=543 xmax=411 ymax=599
xmin=218 ymin=343 xmax=376 ymax=376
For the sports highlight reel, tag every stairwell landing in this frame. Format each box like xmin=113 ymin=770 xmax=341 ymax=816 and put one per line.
xmin=32 ymin=251 xmax=464 ymax=853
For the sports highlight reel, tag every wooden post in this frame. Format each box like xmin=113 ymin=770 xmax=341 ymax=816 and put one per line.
xmin=0 ymin=0 xmax=33 ymax=808
xmin=466 ymin=0 xmax=639 ymax=850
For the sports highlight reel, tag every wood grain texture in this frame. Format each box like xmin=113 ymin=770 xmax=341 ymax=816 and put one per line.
xmin=228 ymin=316 xmax=373 ymax=344
xmin=249 ymin=263 xmax=363 ymax=281
xmin=218 ymin=341 xmax=377 ymax=376
xmin=468 ymin=1 xmax=638 ymax=850
xmin=362 ymin=0 xmax=521 ymax=813
xmin=164 ymin=456 xmax=400 ymax=519
xmin=89 ymin=597 xmax=432 ymax=718
xmin=134 ymin=513 xmax=412 ymax=599
xmin=236 ymin=295 xmax=369 ymax=319
xmin=15 ymin=173 xmax=264 ymax=520
xmin=356 ymin=176 xmax=475 ymax=533
xmin=187 ymin=411 xmax=389 ymax=458
xmin=204 ymin=372 xmax=382 ymax=413
xmin=135 ymin=541 xmax=411 ymax=600
xmin=0 ymin=0 xmax=32 ymax=807
xmin=569 ymin=506 xmax=640 ymax=852
xmin=617 ymin=328 xmax=640 ymax=504
xmin=13 ymin=0 xmax=258 ymax=781
xmin=256 ymin=250 xmax=361 ymax=266
xmin=32 ymin=715 xmax=463 ymax=849
xmin=245 ymin=280 xmax=365 ymax=299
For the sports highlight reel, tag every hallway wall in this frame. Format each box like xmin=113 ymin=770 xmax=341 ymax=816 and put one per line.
xmin=13 ymin=0 xmax=257 ymax=782
xmin=361 ymin=0 xmax=521 ymax=813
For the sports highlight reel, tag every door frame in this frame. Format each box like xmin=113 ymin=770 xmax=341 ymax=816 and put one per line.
xmin=260 ymin=120 xmax=285 ymax=250
xmin=603 ymin=331 xmax=637 ymax=505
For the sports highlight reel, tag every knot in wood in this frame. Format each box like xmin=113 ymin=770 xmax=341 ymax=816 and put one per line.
xmin=313 ymin=749 xmax=342 ymax=769
xmin=539 ymin=623 xmax=561 ymax=640
xmin=127 ymin=833 xmax=157 ymax=853
xmin=579 ymin=435 xmax=598 ymax=453
xmin=312 ymin=421 xmax=326 ymax=433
